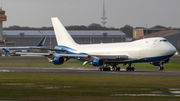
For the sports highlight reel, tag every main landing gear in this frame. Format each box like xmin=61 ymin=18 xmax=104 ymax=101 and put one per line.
xmin=126 ymin=63 xmax=135 ymax=71
xmin=99 ymin=64 xmax=135 ymax=72
xmin=99 ymin=66 xmax=111 ymax=71
xmin=112 ymin=65 xmax=120 ymax=71
xmin=99 ymin=64 xmax=120 ymax=71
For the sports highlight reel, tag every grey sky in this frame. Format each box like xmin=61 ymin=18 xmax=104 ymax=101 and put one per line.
xmin=1 ymin=0 xmax=180 ymax=28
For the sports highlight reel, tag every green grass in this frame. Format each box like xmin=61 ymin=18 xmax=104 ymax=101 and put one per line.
xmin=0 ymin=56 xmax=180 ymax=100
xmin=0 ymin=56 xmax=94 ymax=68
xmin=0 ymin=73 xmax=180 ymax=100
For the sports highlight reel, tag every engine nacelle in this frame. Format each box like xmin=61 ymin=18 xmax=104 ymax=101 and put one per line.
xmin=151 ymin=61 xmax=162 ymax=66
xmin=150 ymin=58 xmax=170 ymax=66
xmin=163 ymin=58 xmax=170 ymax=63
xmin=52 ymin=56 xmax=64 ymax=65
xmin=92 ymin=58 xmax=104 ymax=67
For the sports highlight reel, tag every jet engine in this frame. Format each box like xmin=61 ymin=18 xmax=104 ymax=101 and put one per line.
xmin=163 ymin=58 xmax=170 ymax=63
xmin=52 ymin=56 xmax=64 ymax=65
xmin=92 ymin=58 xmax=104 ymax=67
xmin=151 ymin=61 xmax=162 ymax=66
xmin=150 ymin=58 xmax=170 ymax=66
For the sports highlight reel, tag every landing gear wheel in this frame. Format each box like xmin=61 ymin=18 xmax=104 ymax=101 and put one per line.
xmin=161 ymin=67 xmax=164 ymax=70
xmin=99 ymin=67 xmax=102 ymax=71
xmin=126 ymin=67 xmax=134 ymax=71
xmin=112 ymin=66 xmax=116 ymax=71
xmin=117 ymin=67 xmax=120 ymax=71
xmin=102 ymin=67 xmax=106 ymax=71
xmin=159 ymin=66 xmax=164 ymax=71
xmin=131 ymin=67 xmax=135 ymax=71
xmin=100 ymin=66 xmax=111 ymax=71
xmin=107 ymin=67 xmax=110 ymax=71
xmin=126 ymin=67 xmax=130 ymax=71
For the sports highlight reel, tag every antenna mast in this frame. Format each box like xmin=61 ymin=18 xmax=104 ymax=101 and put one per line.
xmin=101 ymin=0 xmax=107 ymax=27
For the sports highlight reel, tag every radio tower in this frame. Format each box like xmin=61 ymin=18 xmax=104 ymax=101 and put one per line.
xmin=101 ymin=1 xmax=107 ymax=27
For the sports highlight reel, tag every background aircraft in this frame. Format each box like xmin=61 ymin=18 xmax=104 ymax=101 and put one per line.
xmin=16 ymin=17 xmax=176 ymax=71
xmin=1 ymin=36 xmax=46 ymax=56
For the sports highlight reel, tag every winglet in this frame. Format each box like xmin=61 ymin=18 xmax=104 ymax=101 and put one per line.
xmin=36 ymin=36 xmax=46 ymax=46
xmin=2 ymin=48 xmax=10 ymax=53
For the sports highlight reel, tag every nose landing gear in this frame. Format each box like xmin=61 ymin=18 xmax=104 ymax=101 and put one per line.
xmin=159 ymin=61 xmax=164 ymax=71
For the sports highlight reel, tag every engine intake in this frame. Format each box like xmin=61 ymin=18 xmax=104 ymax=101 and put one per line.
xmin=52 ymin=56 xmax=64 ymax=65
xmin=92 ymin=58 xmax=104 ymax=67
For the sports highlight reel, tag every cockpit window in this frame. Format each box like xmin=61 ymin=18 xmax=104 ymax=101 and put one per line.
xmin=160 ymin=40 xmax=167 ymax=42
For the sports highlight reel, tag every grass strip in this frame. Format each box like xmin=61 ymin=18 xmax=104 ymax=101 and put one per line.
xmin=0 ymin=72 xmax=180 ymax=100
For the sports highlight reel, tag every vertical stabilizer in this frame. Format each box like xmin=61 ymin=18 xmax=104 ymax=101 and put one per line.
xmin=51 ymin=17 xmax=77 ymax=46
xmin=36 ymin=36 xmax=46 ymax=46
xmin=2 ymin=48 xmax=10 ymax=53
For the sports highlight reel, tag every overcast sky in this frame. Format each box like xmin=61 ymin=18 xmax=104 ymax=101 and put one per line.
xmin=1 ymin=0 xmax=180 ymax=28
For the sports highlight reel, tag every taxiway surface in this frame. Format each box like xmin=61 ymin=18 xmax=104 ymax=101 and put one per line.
xmin=0 ymin=67 xmax=180 ymax=76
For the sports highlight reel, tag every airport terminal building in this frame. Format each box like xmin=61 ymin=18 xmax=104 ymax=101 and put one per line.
xmin=2 ymin=30 xmax=126 ymax=48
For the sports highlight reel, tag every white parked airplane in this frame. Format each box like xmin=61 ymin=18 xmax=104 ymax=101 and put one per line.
xmin=16 ymin=17 xmax=176 ymax=71
xmin=1 ymin=36 xmax=46 ymax=56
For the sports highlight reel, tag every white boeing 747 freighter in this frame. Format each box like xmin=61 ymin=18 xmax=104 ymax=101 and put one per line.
xmin=16 ymin=17 xmax=176 ymax=71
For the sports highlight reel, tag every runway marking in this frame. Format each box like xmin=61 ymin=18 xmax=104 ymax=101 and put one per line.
xmin=111 ymin=94 xmax=180 ymax=97
xmin=0 ymin=70 xmax=11 ymax=72
xmin=111 ymin=88 xmax=180 ymax=97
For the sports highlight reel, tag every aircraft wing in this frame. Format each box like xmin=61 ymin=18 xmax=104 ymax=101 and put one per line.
xmin=15 ymin=51 xmax=128 ymax=60
xmin=29 ymin=48 xmax=66 ymax=52
xmin=16 ymin=51 xmax=128 ymax=59
xmin=16 ymin=52 xmax=51 ymax=56
xmin=92 ymin=55 xmax=128 ymax=60
xmin=15 ymin=52 xmax=88 ymax=57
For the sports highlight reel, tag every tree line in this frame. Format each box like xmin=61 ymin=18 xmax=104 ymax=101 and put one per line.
xmin=3 ymin=23 xmax=180 ymax=38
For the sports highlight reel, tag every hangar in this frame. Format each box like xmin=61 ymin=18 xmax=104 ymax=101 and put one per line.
xmin=2 ymin=30 xmax=126 ymax=48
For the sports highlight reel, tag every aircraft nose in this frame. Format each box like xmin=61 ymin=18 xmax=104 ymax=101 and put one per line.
xmin=166 ymin=43 xmax=176 ymax=55
xmin=170 ymin=45 xmax=177 ymax=55
xmin=160 ymin=43 xmax=176 ymax=56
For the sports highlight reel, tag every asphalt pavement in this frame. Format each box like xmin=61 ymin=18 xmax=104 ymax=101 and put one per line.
xmin=0 ymin=67 xmax=180 ymax=76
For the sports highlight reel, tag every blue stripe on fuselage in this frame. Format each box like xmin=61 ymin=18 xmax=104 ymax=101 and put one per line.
xmin=138 ymin=54 xmax=174 ymax=62
xmin=54 ymin=45 xmax=88 ymax=55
